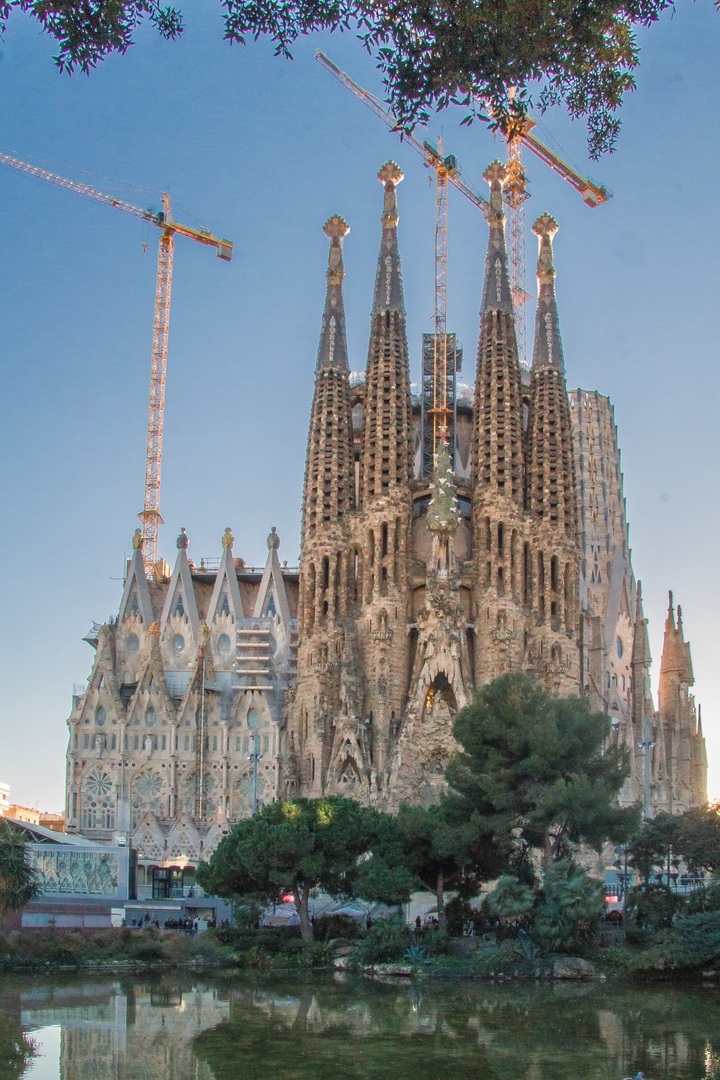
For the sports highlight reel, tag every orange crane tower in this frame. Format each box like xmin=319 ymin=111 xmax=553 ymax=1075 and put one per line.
xmin=0 ymin=151 xmax=233 ymax=574
xmin=316 ymin=51 xmax=488 ymax=463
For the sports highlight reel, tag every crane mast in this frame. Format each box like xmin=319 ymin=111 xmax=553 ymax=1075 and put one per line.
xmin=0 ymin=151 xmax=233 ymax=574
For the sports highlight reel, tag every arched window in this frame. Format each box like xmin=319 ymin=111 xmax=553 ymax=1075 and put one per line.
xmin=95 ymin=705 xmax=106 ymax=727
xmin=146 ymin=707 xmax=156 ymax=727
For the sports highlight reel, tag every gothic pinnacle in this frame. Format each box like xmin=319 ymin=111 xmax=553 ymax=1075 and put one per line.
xmin=531 ymin=211 xmax=564 ymax=372
xmin=316 ymin=215 xmax=350 ymax=372
xmin=480 ymin=160 xmax=514 ymax=316
xmin=372 ymin=162 xmax=405 ymax=315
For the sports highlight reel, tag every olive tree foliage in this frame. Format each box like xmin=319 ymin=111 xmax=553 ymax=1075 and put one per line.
xmin=0 ymin=0 xmax=697 ymax=156
xmin=446 ymin=673 xmax=640 ymax=866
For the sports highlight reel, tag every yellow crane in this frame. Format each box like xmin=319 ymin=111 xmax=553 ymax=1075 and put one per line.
xmin=0 ymin=151 xmax=233 ymax=574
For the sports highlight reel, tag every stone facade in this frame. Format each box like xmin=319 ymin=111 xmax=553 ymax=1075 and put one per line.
xmin=66 ymin=160 xmax=706 ymax=867
xmin=65 ymin=526 xmax=299 ymax=871
xmin=283 ymin=159 xmax=707 ymax=814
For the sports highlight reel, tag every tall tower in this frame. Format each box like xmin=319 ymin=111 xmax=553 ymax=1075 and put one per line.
xmin=470 ymin=162 xmax=527 ymax=685
xmin=353 ymin=161 xmax=414 ymax=791
xmin=523 ymin=212 xmax=580 ymax=691
xmin=289 ymin=215 xmax=356 ymax=795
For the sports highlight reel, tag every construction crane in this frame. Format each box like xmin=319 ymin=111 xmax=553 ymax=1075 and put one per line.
xmin=479 ymin=104 xmax=612 ymax=364
xmin=317 ymin=51 xmax=488 ymax=469
xmin=0 ymin=151 xmax=232 ymax=574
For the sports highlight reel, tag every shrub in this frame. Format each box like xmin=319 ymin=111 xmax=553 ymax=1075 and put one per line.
xmin=686 ymin=884 xmax=720 ymax=915
xmin=625 ymin=883 xmax=684 ymax=930
xmin=313 ymin=914 xmax=362 ymax=941
xmin=358 ymin=914 xmax=412 ymax=963
xmin=533 ymin=859 xmax=604 ymax=954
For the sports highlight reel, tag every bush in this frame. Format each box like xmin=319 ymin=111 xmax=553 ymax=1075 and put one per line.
xmin=313 ymin=914 xmax=362 ymax=941
xmin=533 ymin=859 xmax=604 ymax=955
xmin=625 ymin=883 xmax=684 ymax=930
xmin=686 ymin=884 xmax=720 ymax=915
xmin=358 ymin=915 xmax=412 ymax=963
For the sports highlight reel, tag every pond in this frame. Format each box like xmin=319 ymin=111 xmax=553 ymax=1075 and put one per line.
xmin=1 ymin=972 xmax=719 ymax=1080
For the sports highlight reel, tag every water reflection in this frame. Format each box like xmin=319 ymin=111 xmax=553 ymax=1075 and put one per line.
xmin=1 ymin=974 xmax=718 ymax=1080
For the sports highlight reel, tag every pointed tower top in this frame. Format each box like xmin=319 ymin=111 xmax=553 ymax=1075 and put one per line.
xmin=316 ymin=215 xmax=350 ymax=372
xmin=221 ymin=527 xmax=234 ymax=549
xmin=481 ymin=160 xmax=514 ymax=316
xmin=177 ymin=527 xmax=189 ymax=550
xmin=677 ymin=605 xmax=683 ymax=636
xmin=372 ymin=162 xmax=405 ymax=315
xmin=531 ymin=211 xmax=564 ymax=372
xmin=667 ymin=590 xmax=675 ymax=628
xmin=132 ymin=528 xmax=144 ymax=550
xmin=267 ymin=526 xmax=280 ymax=550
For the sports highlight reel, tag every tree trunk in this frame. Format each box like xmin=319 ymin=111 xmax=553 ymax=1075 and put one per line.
xmin=435 ymin=871 xmax=446 ymax=931
xmin=295 ymin=884 xmax=313 ymax=942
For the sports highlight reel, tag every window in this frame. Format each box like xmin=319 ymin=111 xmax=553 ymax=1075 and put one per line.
xmin=263 ymin=736 xmax=269 ymax=753
xmin=218 ymin=633 xmax=231 ymax=656
xmin=162 ymin=735 xmax=167 ymax=750
xmin=247 ymin=709 xmax=258 ymax=729
xmin=134 ymin=735 xmax=140 ymax=749
xmin=184 ymin=736 xmax=190 ymax=751
xmin=95 ymin=705 xmax=106 ymax=727
xmin=616 ymin=636 xmax=624 ymax=659
xmin=243 ymin=736 xmax=249 ymax=753
xmin=212 ymin=736 xmax=217 ymax=751
xmin=127 ymin=633 xmax=140 ymax=654
xmin=84 ymin=734 xmax=90 ymax=749
xmin=146 ymin=707 xmax=156 ymax=727
xmin=172 ymin=634 xmax=185 ymax=657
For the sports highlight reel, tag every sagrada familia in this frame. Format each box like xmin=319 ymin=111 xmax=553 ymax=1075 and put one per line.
xmin=64 ymin=161 xmax=707 ymax=876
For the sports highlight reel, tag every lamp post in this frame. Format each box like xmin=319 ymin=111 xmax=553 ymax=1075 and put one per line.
xmin=637 ymin=715 xmax=656 ymax=820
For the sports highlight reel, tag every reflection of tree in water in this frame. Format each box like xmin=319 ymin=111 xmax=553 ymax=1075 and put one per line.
xmin=195 ymin=977 xmax=720 ymax=1080
xmin=0 ymin=1012 xmax=37 ymax=1080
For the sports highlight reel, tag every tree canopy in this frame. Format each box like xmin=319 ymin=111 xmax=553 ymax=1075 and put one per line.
xmin=195 ymin=795 xmax=416 ymax=940
xmin=0 ymin=0 xmax=691 ymax=156
xmin=446 ymin=672 xmax=639 ymax=865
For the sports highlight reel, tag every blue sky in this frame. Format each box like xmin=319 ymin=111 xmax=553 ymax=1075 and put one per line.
xmin=0 ymin=0 xmax=718 ymax=810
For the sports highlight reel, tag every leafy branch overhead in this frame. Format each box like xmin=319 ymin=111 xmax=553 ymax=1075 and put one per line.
xmin=0 ymin=0 xmax=688 ymax=156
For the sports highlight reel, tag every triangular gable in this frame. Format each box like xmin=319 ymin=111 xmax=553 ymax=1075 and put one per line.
xmin=132 ymin=812 xmax=167 ymax=862
xmin=207 ymin=538 xmax=245 ymax=623
xmin=253 ymin=529 xmax=291 ymax=624
xmin=160 ymin=542 xmax=200 ymax=641
xmin=118 ymin=546 xmax=155 ymax=625
xmin=166 ymin=814 xmax=201 ymax=863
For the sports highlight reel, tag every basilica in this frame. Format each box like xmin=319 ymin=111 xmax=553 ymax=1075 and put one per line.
xmin=64 ymin=160 xmax=707 ymax=876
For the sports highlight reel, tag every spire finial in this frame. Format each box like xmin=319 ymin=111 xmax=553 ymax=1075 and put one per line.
xmin=132 ymin=528 xmax=144 ymax=550
xmin=221 ymin=527 xmax=234 ymax=549
xmin=177 ymin=527 xmax=189 ymax=550
xmin=480 ymin=161 xmax=514 ymax=316
xmin=267 ymin=526 xmax=280 ymax=551
xmin=316 ymin=216 xmax=350 ymax=372
xmin=378 ymin=160 xmax=403 ymax=228
xmin=483 ymin=160 xmax=507 ymax=214
xmin=372 ymin=162 xmax=405 ymax=315
xmin=530 ymin=211 xmax=564 ymax=372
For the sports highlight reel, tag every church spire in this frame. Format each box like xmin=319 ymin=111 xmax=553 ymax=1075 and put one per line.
xmin=360 ymin=162 xmax=412 ymax=506
xmin=300 ymin=217 xmax=355 ymax=549
xmin=471 ymin=161 xmax=523 ymax=502
xmin=525 ymin=213 xmax=576 ymax=535
xmin=531 ymin=212 xmax=564 ymax=372
xmin=316 ymin=214 xmax=350 ymax=372
xmin=481 ymin=161 xmax=515 ymax=317
xmin=372 ymin=161 xmax=405 ymax=315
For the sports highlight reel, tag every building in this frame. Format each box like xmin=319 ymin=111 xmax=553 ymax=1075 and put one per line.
xmin=65 ymin=160 xmax=706 ymax=866
xmin=0 ymin=782 xmax=9 ymax=816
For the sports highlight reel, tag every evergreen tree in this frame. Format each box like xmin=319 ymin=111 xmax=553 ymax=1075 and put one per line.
xmin=446 ymin=673 xmax=639 ymax=867
xmin=196 ymin=796 xmax=415 ymax=941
